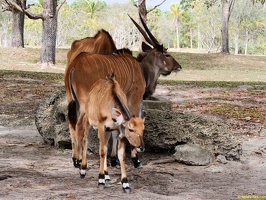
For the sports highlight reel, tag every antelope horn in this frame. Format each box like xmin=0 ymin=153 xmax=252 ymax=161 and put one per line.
xmin=138 ymin=13 xmax=161 ymax=47
xmin=128 ymin=14 xmax=156 ymax=47
xmin=116 ymin=95 xmax=132 ymax=121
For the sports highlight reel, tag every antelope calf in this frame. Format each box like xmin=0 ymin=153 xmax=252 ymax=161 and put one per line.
xmin=72 ymin=73 xmax=145 ymax=193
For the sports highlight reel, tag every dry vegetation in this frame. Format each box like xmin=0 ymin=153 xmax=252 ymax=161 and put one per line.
xmin=0 ymin=47 xmax=265 ymax=80
xmin=0 ymin=47 xmax=265 ymax=129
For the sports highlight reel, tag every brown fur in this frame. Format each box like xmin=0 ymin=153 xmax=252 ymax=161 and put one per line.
xmin=66 ymin=24 xmax=181 ymax=172
xmin=67 ymin=29 xmax=117 ymax=64
xmin=73 ymin=74 xmax=144 ymax=192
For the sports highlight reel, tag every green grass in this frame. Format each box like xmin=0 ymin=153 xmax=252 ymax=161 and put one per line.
xmin=171 ymin=52 xmax=266 ymax=71
xmin=0 ymin=70 xmax=64 ymax=82
xmin=206 ymin=103 xmax=265 ymax=122
xmin=158 ymin=79 xmax=266 ymax=87
xmin=0 ymin=47 xmax=265 ymax=83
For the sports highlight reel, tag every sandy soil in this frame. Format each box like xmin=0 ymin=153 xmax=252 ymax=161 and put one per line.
xmin=0 ymin=125 xmax=266 ymax=200
xmin=0 ymin=76 xmax=266 ymax=199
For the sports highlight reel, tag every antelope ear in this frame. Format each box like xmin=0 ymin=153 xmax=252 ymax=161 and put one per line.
xmin=141 ymin=42 xmax=152 ymax=52
xmin=112 ymin=108 xmax=125 ymax=125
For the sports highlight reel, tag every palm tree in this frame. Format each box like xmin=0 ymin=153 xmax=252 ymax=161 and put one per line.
xmin=170 ymin=3 xmax=184 ymax=49
xmin=85 ymin=0 xmax=106 ymax=19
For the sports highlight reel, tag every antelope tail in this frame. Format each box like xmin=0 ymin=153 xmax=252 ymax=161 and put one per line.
xmin=68 ymin=68 xmax=80 ymax=130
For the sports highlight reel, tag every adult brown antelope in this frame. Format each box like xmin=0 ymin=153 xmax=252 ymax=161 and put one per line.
xmin=65 ymin=14 xmax=181 ymax=169
xmin=65 ymin=49 xmax=146 ymax=169
xmin=67 ymin=29 xmax=116 ymax=64
xmin=70 ymin=72 xmax=145 ymax=193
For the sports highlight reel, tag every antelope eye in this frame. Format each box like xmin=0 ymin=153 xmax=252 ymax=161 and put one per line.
xmin=128 ymin=123 xmax=133 ymax=132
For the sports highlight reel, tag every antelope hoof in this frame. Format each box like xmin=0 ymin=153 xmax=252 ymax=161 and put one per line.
xmin=80 ymin=169 xmax=86 ymax=178
xmin=105 ymin=179 xmax=110 ymax=187
xmin=104 ymin=172 xmax=111 ymax=186
xmin=121 ymin=178 xmax=131 ymax=193
xmin=72 ymin=158 xmax=81 ymax=168
xmin=98 ymin=183 xmax=105 ymax=190
xmin=111 ymin=156 xmax=118 ymax=167
xmin=98 ymin=174 xmax=105 ymax=189
xmin=136 ymin=163 xmax=143 ymax=169
xmin=132 ymin=157 xmax=142 ymax=168
xmin=123 ymin=187 xmax=131 ymax=194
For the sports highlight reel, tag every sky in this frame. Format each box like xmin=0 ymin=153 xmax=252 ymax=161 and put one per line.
xmin=103 ymin=0 xmax=179 ymax=11
xmin=66 ymin=0 xmax=180 ymax=11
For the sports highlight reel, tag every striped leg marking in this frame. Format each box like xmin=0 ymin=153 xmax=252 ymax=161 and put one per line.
xmin=104 ymin=171 xmax=111 ymax=186
xmin=80 ymin=166 xmax=86 ymax=178
xmin=111 ymin=156 xmax=118 ymax=167
xmin=132 ymin=154 xmax=142 ymax=168
xmin=72 ymin=158 xmax=81 ymax=168
xmin=98 ymin=174 xmax=105 ymax=189
xmin=121 ymin=178 xmax=131 ymax=193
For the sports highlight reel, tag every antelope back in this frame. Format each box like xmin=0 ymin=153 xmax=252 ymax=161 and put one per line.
xmin=67 ymin=29 xmax=117 ymax=63
xmin=67 ymin=52 xmax=145 ymax=116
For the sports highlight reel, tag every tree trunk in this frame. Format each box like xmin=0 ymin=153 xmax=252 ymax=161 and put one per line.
xmin=234 ymin=25 xmax=240 ymax=55
xmin=40 ymin=0 xmax=57 ymax=66
xmin=244 ymin=28 xmax=249 ymax=55
xmin=197 ymin=24 xmax=201 ymax=49
xmin=176 ymin=25 xmax=180 ymax=49
xmin=221 ymin=0 xmax=235 ymax=54
xmin=138 ymin=0 xmax=148 ymax=51
xmin=190 ymin=28 xmax=193 ymax=49
xmin=11 ymin=0 xmax=26 ymax=48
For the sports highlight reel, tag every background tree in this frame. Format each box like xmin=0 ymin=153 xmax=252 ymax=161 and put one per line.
xmin=221 ymin=0 xmax=235 ymax=53
xmin=180 ymin=0 xmax=235 ymax=53
xmin=1 ymin=0 xmax=265 ymax=55
xmin=0 ymin=9 xmax=12 ymax=46
xmin=170 ymin=3 xmax=184 ymax=49
xmin=181 ymin=9 xmax=196 ymax=49
xmin=0 ymin=0 xmax=26 ymax=47
xmin=131 ymin=0 xmax=166 ymax=49
xmin=86 ymin=0 xmax=105 ymax=19
xmin=3 ymin=0 xmax=66 ymax=67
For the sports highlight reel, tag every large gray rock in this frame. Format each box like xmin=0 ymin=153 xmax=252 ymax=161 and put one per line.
xmin=174 ymin=144 xmax=214 ymax=166
xmin=35 ymin=88 xmax=242 ymax=164
xmin=143 ymin=108 xmax=242 ymax=161
xmin=35 ymin=88 xmax=70 ymax=148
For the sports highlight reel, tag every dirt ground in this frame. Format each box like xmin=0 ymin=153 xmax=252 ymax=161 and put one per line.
xmin=0 ymin=75 xmax=266 ymax=199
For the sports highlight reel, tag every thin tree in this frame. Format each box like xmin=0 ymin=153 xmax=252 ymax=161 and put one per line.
xmin=132 ymin=0 xmax=166 ymax=49
xmin=180 ymin=0 xmax=235 ymax=53
xmin=86 ymin=0 xmax=105 ymax=19
xmin=0 ymin=0 xmax=26 ymax=47
xmin=170 ymin=3 xmax=184 ymax=49
xmin=3 ymin=0 xmax=66 ymax=67
xmin=221 ymin=0 xmax=235 ymax=53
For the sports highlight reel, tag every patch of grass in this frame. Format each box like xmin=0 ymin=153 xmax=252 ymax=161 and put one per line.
xmin=171 ymin=52 xmax=266 ymax=71
xmin=0 ymin=70 xmax=64 ymax=82
xmin=0 ymin=47 xmax=265 ymax=82
xmin=158 ymin=79 xmax=266 ymax=88
xmin=206 ymin=103 xmax=265 ymax=123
